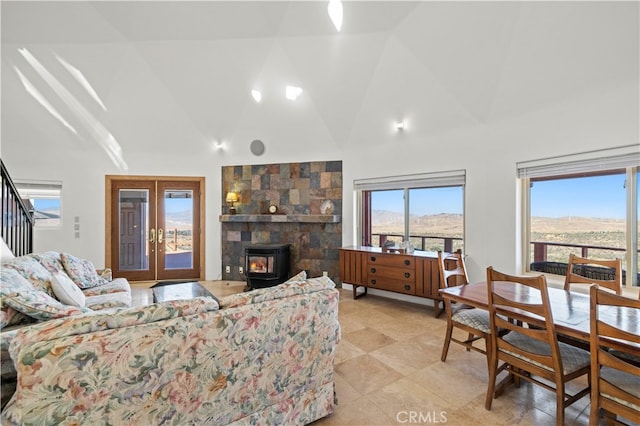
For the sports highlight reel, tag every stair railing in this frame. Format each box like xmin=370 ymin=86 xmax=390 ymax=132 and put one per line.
xmin=1 ymin=159 xmax=34 ymax=256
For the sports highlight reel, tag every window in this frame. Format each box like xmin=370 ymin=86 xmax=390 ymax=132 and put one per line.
xmin=519 ymin=146 xmax=639 ymax=287
xmin=14 ymin=180 xmax=62 ymax=228
xmin=355 ymin=170 xmax=465 ymax=252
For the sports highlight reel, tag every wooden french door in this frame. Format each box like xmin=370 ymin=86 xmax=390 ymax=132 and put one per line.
xmin=106 ymin=176 xmax=204 ymax=282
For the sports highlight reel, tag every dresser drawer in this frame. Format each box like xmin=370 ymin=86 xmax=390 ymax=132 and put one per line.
xmin=367 ymin=277 xmax=415 ymax=295
xmin=367 ymin=254 xmax=415 ymax=269
xmin=368 ymin=265 xmax=415 ymax=281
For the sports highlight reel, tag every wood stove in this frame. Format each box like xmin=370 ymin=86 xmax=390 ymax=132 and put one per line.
xmin=245 ymin=244 xmax=291 ymax=289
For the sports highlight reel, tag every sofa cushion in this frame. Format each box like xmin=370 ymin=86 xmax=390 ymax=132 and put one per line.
xmin=284 ymin=270 xmax=307 ymax=283
xmin=220 ymin=275 xmax=335 ymax=309
xmin=60 ymin=253 xmax=109 ymax=289
xmin=51 ymin=273 xmax=86 ymax=307
xmin=1 ymin=289 xmax=89 ymax=321
xmin=0 ymin=306 xmax=32 ymax=330
xmin=2 ymin=256 xmax=55 ymax=296
xmin=85 ymin=291 xmax=132 ymax=310
xmin=7 ymin=297 xmax=219 ymax=350
xmin=81 ymin=278 xmax=130 ymax=297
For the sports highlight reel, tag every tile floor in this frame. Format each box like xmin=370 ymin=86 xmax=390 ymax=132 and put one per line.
xmin=131 ymin=281 xmax=594 ymax=426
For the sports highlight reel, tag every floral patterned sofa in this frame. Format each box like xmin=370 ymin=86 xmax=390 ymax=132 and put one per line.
xmin=0 ymin=251 xmax=132 ymax=409
xmin=0 ymin=274 xmax=341 ymax=425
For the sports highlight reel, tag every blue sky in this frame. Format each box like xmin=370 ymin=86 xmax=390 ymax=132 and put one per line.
xmin=531 ymin=174 xmax=627 ymax=219
xmin=372 ymin=187 xmax=463 ymax=216
xmin=371 ymin=173 xmax=633 ymax=219
xmin=33 ymin=199 xmax=59 ymax=211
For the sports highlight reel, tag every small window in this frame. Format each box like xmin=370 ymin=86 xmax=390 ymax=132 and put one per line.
xmin=14 ymin=180 xmax=62 ymax=228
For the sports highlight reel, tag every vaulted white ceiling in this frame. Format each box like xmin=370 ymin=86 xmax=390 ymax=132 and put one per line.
xmin=2 ymin=1 xmax=638 ymax=165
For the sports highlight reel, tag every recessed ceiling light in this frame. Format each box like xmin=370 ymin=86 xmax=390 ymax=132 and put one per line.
xmin=285 ymin=85 xmax=303 ymax=101
xmin=395 ymin=121 xmax=406 ymax=131
xmin=328 ymin=0 xmax=343 ymax=32
xmin=251 ymin=89 xmax=262 ymax=103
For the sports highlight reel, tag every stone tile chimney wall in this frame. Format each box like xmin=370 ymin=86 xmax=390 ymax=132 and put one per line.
xmin=220 ymin=161 xmax=342 ymax=282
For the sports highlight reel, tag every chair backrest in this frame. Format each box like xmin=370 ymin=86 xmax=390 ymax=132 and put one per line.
xmin=564 ymin=254 xmax=622 ymax=295
xmin=589 ymin=285 xmax=640 ymax=421
xmin=486 ymin=267 xmax=563 ymax=375
xmin=437 ymin=250 xmax=469 ymax=289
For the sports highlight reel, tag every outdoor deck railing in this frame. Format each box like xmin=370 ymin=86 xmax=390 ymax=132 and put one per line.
xmin=531 ymin=241 xmax=630 ymax=262
xmin=372 ymin=233 xmax=463 ymax=252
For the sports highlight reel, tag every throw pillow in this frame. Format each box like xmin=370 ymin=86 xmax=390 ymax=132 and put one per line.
xmin=2 ymin=256 xmax=55 ymax=296
xmin=60 ymin=253 xmax=108 ymax=289
xmin=2 ymin=290 xmax=88 ymax=321
xmin=0 ymin=268 xmax=36 ymax=297
xmin=51 ymin=273 xmax=86 ymax=307
xmin=0 ymin=268 xmax=37 ymax=329
xmin=32 ymin=251 xmax=66 ymax=275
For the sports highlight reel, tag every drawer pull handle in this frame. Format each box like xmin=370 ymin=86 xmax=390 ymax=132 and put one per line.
xmin=370 ymin=268 xmax=376 ymax=273
xmin=371 ymin=256 xmax=377 ymax=262
xmin=371 ymin=279 xmax=377 ymax=285
xmin=404 ymin=272 xmax=410 ymax=278
xmin=404 ymin=284 xmax=411 ymax=291
xmin=404 ymin=259 xmax=411 ymax=266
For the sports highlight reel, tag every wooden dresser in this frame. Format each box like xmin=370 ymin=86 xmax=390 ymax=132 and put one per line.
xmin=338 ymin=246 xmax=444 ymax=316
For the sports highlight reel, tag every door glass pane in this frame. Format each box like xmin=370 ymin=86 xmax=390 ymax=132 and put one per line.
xmin=164 ymin=189 xmax=193 ymax=269
xmin=118 ymin=189 xmax=149 ymax=271
xmin=408 ymin=186 xmax=464 ymax=252
xmin=371 ymin=189 xmax=405 ymax=247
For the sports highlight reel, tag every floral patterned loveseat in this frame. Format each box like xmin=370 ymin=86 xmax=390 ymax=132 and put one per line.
xmin=1 ymin=274 xmax=341 ymax=425
xmin=0 ymin=251 xmax=132 ymax=409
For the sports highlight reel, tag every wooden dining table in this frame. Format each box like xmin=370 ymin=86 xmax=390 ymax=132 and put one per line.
xmin=439 ymin=281 xmax=640 ymax=345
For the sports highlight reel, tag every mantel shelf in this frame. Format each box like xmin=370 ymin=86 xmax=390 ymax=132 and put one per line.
xmin=219 ymin=214 xmax=341 ymax=224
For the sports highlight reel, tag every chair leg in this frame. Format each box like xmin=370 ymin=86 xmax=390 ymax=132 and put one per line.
xmin=485 ymin=354 xmax=498 ymax=410
xmin=555 ymin=383 xmax=565 ymax=426
xmin=466 ymin=333 xmax=474 ymax=351
xmin=441 ymin=321 xmax=454 ymax=362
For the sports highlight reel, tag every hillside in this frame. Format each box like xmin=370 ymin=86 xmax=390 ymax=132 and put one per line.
xmin=371 ymin=211 xmax=624 ymax=235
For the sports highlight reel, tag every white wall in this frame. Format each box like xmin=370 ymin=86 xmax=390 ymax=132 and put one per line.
xmin=2 ymin=2 xmax=638 ymax=281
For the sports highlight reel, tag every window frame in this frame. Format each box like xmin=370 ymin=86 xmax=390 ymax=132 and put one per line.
xmin=14 ymin=180 xmax=63 ymax=229
xmin=518 ymin=146 xmax=639 ymax=288
xmin=355 ymin=170 xmax=466 ymax=251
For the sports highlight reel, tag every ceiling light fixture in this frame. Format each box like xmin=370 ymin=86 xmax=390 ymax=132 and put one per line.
xmin=395 ymin=121 xmax=406 ymax=131
xmin=285 ymin=85 xmax=303 ymax=101
xmin=251 ymin=89 xmax=262 ymax=103
xmin=328 ymin=0 xmax=343 ymax=31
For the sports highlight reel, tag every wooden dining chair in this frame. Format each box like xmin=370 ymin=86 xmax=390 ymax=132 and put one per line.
xmin=589 ymin=285 xmax=640 ymax=426
xmin=564 ymin=254 xmax=622 ymax=295
xmin=485 ymin=267 xmax=591 ymax=426
xmin=438 ymin=251 xmax=492 ymax=364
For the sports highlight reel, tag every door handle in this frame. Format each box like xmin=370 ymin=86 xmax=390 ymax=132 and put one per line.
xmin=149 ymin=228 xmax=156 ymax=244
xmin=158 ymin=228 xmax=164 ymax=244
